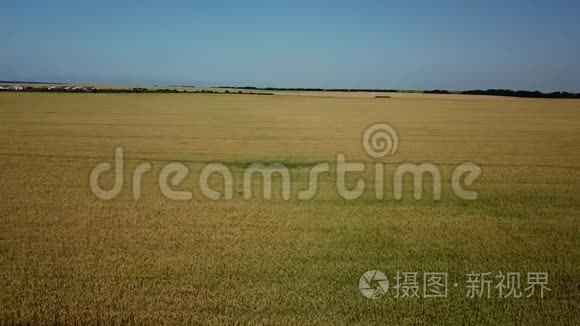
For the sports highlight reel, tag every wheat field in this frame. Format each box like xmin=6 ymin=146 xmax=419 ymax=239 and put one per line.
xmin=0 ymin=92 xmax=579 ymax=324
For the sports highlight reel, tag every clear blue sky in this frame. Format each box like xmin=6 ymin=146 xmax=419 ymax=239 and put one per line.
xmin=1 ymin=0 xmax=579 ymax=91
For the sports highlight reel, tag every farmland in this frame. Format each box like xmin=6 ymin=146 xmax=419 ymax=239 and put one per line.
xmin=0 ymin=92 xmax=579 ymax=324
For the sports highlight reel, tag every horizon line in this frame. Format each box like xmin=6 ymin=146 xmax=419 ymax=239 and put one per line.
xmin=1 ymin=80 xmax=580 ymax=95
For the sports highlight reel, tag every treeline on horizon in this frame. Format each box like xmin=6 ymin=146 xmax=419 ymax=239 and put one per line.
xmin=222 ymin=86 xmax=580 ymax=99
xmin=2 ymin=81 xmax=578 ymax=99
xmin=424 ymin=89 xmax=580 ymax=99
xmin=221 ymin=86 xmax=399 ymax=93
xmin=0 ymin=85 xmax=274 ymax=96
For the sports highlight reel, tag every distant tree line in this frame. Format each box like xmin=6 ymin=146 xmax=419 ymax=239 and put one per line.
xmin=222 ymin=86 xmax=580 ymax=99
xmin=0 ymin=86 xmax=273 ymax=96
xmin=458 ymin=89 xmax=580 ymax=99
xmin=220 ymin=86 xmax=400 ymax=93
xmin=3 ymin=81 xmax=578 ymax=99
xmin=424 ymin=90 xmax=450 ymax=94
xmin=424 ymin=89 xmax=580 ymax=99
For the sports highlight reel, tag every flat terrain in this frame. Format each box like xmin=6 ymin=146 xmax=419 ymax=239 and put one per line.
xmin=0 ymin=92 xmax=579 ymax=324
